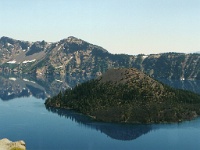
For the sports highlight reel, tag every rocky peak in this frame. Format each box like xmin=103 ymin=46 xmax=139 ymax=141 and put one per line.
xmin=59 ymin=36 xmax=85 ymax=45
xmin=0 ymin=36 xmax=17 ymax=45
xmin=0 ymin=36 xmax=31 ymax=49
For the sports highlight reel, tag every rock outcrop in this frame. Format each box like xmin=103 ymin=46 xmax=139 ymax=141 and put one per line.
xmin=0 ymin=138 xmax=26 ymax=150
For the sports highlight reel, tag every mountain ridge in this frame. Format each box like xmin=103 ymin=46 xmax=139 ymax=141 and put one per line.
xmin=0 ymin=36 xmax=199 ymax=80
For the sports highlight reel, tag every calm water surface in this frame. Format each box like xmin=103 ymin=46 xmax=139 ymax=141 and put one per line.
xmin=0 ymin=78 xmax=200 ymax=150
xmin=1 ymin=97 xmax=200 ymax=150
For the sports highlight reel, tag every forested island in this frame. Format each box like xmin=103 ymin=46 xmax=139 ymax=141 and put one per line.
xmin=45 ymin=68 xmax=200 ymax=124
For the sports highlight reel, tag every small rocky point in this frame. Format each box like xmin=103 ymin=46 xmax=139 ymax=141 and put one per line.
xmin=0 ymin=138 xmax=26 ymax=150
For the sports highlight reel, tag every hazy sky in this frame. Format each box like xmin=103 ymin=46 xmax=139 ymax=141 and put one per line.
xmin=0 ymin=0 xmax=200 ymax=55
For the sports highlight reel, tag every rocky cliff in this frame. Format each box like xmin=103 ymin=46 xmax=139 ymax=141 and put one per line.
xmin=0 ymin=36 xmax=199 ymax=80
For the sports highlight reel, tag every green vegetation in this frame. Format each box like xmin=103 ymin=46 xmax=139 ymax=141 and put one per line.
xmin=1 ymin=63 xmax=19 ymax=70
xmin=45 ymin=68 xmax=200 ymax=124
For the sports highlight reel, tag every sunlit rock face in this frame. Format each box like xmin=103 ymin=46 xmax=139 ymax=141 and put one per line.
xmin=0 ymin=138 xmax=26 ymax=150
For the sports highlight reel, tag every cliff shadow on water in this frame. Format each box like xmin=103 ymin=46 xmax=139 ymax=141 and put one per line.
xmin=45 ymin=106 xmax=152 ymax=141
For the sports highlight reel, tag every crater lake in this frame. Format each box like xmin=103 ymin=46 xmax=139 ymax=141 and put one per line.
xmin=0 ymin=75 xmax=200 ymax=150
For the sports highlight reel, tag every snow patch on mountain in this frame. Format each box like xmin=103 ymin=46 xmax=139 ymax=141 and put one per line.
xmin=22 ymin=59 xmax=36 ymax=63
xmin=7 ymin=60 xmax=16 ymax=64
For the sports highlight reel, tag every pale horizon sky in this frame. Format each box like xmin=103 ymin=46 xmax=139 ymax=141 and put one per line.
xmin=0 ymin=0 xmax=200 ymax=55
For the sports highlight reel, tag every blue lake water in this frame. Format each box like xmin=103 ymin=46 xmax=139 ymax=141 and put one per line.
xmin=0 ymin=78 xmax=200 ymax=150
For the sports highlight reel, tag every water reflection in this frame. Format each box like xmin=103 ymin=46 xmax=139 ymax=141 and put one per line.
xmin=45 ymin=105 xmax=200 ymax=141
xmin=0 ymin=73 xmax=199 ymax=101
xmin=0 ymin=74 xmax=72 ymax=100
xmin=45 ymin=106 xmax=152 ymax=141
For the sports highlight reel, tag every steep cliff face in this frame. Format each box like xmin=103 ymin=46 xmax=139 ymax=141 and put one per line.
xmin=141 ymin=53 xmax=200 ymax=80
xmin=0 ymin=36 xmax=199 ymax=80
